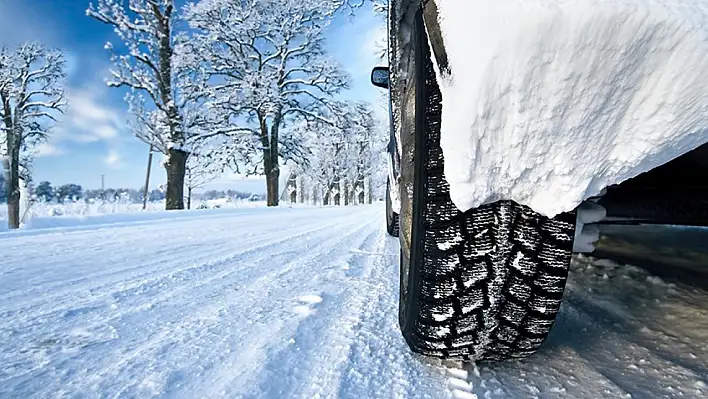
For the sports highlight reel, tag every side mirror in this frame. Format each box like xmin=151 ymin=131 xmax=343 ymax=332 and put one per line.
xmin=371 ymin=66 xmax=389 ymax=89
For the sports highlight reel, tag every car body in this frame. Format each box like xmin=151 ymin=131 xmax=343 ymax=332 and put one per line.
xmin=372 ymin=0 xmax=708 ymax=362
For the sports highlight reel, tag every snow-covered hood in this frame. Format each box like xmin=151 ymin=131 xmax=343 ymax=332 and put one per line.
xmin=434 ymin=0 xmax=708 ymax=217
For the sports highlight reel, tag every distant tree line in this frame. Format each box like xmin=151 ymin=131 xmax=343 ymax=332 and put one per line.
xmin=24 ymin=180 xmax=164 ymax=204
xmin=201 ymin=190 xmax=259 ymax=201
xmin=0 ymin=178 xmax=262 ymax=205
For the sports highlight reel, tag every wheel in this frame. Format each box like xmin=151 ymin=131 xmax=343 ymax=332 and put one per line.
xmin=386 ymin=178 xmax=400 ymax=237
xmin=395 ymin=8 xmax=576 ymax=361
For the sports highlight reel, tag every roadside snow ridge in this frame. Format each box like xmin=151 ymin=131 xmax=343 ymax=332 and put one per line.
xmin=435 ymin=0 xmax=708 ymax=217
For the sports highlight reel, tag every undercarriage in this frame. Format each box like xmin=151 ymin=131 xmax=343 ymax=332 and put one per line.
xmin=600 ymin=143 xmax=708 ymax=227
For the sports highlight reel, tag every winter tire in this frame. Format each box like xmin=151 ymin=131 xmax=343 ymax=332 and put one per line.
xmin=396 ymin=8 xmax=577 ymax=361
xmin=387 ymin=178 xmax=400 ymax=237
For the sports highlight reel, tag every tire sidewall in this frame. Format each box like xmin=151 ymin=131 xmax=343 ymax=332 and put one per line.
xmin=396 ymin=8 xmax=428 ymax=336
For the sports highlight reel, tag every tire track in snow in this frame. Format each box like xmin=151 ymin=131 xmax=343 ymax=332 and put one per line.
xmin=0 ymin=208 xmax=380 ymax=391
xmin=0 ymin=209 xmax=364 ymax=329
xmin=238 ymin=229 xmax=390 ymax=399
xmin=184 ymin=216 xmax=385 ymax=398
xmin=443 ymin=255 xmax=708 ymax=399
xmin=564 ymin=291 xmax=708 ymax=380
xmin=334 ymin=236 xmax=451 ymax=399
xmin=0 ymin=209 xmax=356 ymax=307
xmin=49 ymin=210 xmax=382 ymax=398
xmin=553 ymin=299 xmax=708 ymax=397
xmin=2 ymin=216 xmax=356 ymax=359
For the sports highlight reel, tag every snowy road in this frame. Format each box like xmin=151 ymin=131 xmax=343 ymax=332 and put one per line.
xmin=1 ymin=205 xmax=707 ymax=398
xmin=595 ymin=224 xmax=708 ymax=289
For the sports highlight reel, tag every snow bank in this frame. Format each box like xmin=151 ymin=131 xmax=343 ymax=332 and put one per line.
xmin=434 ymin=0 xmax=708 ymax=217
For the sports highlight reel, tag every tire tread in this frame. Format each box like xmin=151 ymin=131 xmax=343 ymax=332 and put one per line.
xmin=401 ymin=26 xmax=575 ymax=361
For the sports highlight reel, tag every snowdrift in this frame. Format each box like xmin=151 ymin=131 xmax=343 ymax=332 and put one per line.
xmin=434 ymin=0 xmax=708 ymax=217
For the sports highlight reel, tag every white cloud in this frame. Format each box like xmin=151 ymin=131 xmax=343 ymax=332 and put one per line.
xmin=361 ymin=24 xmax=387 ymax=65
xmin=104 ymin=150 xmax=121 ymax=168
xmin=71 ymin=92 xmax=122 ymax=126
xmin=356 ymin=22 xmax=390 ymax=126
xmin=56 ymin=89 xmax=123 ymax=144
xmin=334 ymin=11 xmax=386 ymax=74
xmin=35 ymin=142 xmax=64 ymax=157
xmin=95 ymin=125 xmax=119 ymax=140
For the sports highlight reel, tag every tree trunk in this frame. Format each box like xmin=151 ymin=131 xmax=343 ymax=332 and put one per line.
xmin=257 ymin=112 xmax=281 ymax=207
xmin=297 ymin=176 xmax=305 ymax=204
xmin=3 ymin=154 xmax=18 ymax=229
xmin=5 ymin=148 xmax=20 ymax=230
xmin=290 ymin=176 xmax=297 ymax=204
xmin=344 ymin=182 xmax=350 ymax=206
xmin=269 ymin=113 xmax=282 ymax=207
xmin=287 ymin=173 xmax=297 ymax=204
xmin=2 ymin=123 xmax=21 ymax=229
xmin=2 ymin=92 xmax=19 ymax=229
xmin=365 ymin=176 xmax=373 ymax=204
xmin=265 ymin=168 xmax=279 ymax=206
xmin=187 ymin=186 xmax=192 ymax=210
xmin=353 ymin=177 xmax=364 ymax=205
xmin=165 ymin=148 xmax=187 ymax=210
xmin=6 ymin=192 xmax=19 ymax=229
xmin=334 ymin=181 xmax=341 ymax=206
xmin=262 ymin=143 xmax=279 ymax=206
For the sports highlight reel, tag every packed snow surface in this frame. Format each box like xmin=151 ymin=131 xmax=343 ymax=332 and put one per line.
xmin=434 ymin=0 xmax=708 ymax=217
xmin=1 ymin=205 xmax=707 ymax=397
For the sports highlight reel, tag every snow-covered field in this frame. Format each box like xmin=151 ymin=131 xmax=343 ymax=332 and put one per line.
xmin=1 ymin=205 xmax=707 ymax=398
xmin=0 ymin=199 xmax=267 ymax=232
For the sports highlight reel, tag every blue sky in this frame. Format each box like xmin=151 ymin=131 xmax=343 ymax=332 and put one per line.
xmin=0 ymin=0 xmax=386 ymax=193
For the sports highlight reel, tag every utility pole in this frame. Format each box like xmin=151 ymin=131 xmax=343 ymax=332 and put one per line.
xmin=143 ymin=144 xmax=154 ymax=210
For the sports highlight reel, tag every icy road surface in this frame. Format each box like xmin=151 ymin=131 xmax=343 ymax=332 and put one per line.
xmin=1 ymin=205 xmax=707 ymax=398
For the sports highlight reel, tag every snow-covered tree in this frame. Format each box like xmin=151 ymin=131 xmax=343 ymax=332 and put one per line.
xmin=88 ymin=0 xmax=204 ymax=210
xmin=0 ymin=43 xmax=66 ymax=229
xmin=185 ymin=0 xmax=353 ymax=207
xmin=184 ymin=152 xmax=219 ymax=210
xmin=290 ymin=100 xmax=385 ymax=205
xmin=373 ymin=0 xmax=388 ymax=14
xmin=35 ymin=180 xmax=54 ymax=202
xmin=343 ymin=102 xmax=384 ymax=204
